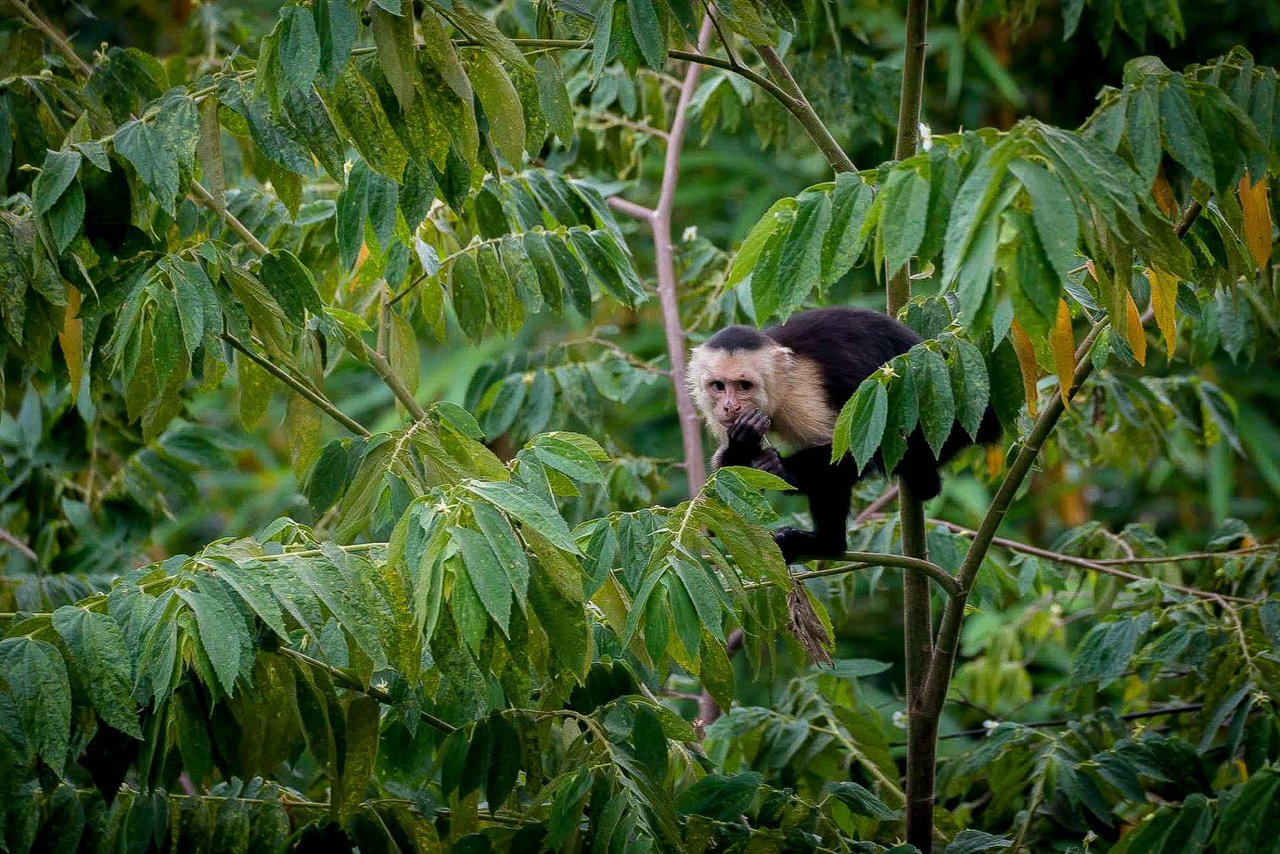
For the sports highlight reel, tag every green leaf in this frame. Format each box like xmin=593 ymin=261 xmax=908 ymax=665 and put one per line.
xmin=531 ymin=435 xmax=605 ymax=484
xmin=450 ymin=526 xmax=513 ymax=635
xmin=827 ymin=781 xmax=899 ymax=821
xmin=176 ymin=587 xmax=245 ymax=696
xmin=213 ymin=558 xmax=289 ymax=641
xmin=1160 ymin=75 xmax=1215 ymax=188
xmin=34 ymin=149 xmax=81 ymax=216
xmin=834 ymin=380 xmax=888 ymax=471
xmin=880 ymin=167 xmax=931 ymax=278
xmin=672 ymin=558 xmax=725 ymax=644
xmin=464 ymin=480 xmax=580 ymax=554
xmin=314 ymin=0 xmax=357 ymax=87
xmin=277 ymin=5 xmax=320 ymax=91
xmin=769 ymin=188 xmax=831 ymax=320
xmin=627 ymin=0 xmax=666 ymax=68
xmin=450 ymin=253 xmax=489 ymax=342
xmin=52 ymin=606 xmax=142 ymax=739
xmin=952 ymin=340 xmax=991 ymax=440
xmin=822 ymin=175 xmax=874 ymax=287
xmin=590 ymin=0 xmax=616 ymax=80
xmin=259 ymin=249 xmax=323 ymax=325
xmin=728 ymin=197 xmax=795 ymax=289
xmin=0 ymin=637 xmax=71 ymax=770
xmin=370 ymin=5 xmax=416 ymax=111
xmin=339 ymin=696 xmax=381 ymax=822
xmin=46 ymin=178 xmax=84 ymax=253
xmin=535 ymin=56 xmax=575 ymax=144
xmin=912 ymin=346 xmax=955 ymax=459
xmin=471 ymin=501 xmax=530 ymax=609
xmin=330 ymin=65 xmax=409 ymax=179
xmin=435 ymin=1 xmax=531 ymax=71
xmin=633 ymin=705 xmax=669 ymax=782
xmin=945 ymin=829 xmax=1013 ymax=853
xmin=114 ymin=118 xmax=180 ymax=215
xmin=485 ymin=712 xmax=521 ymax=812
xmin=676 ymin=772 xmax=762 ymax=821
xmin=1009 ymin=159 xmax=1078 ymax=282
xmin=1070 ymin=613 xmax=1153 ymax=689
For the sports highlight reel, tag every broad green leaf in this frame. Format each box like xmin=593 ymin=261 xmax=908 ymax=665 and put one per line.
xmin=676 ymin=772 xmax=762 ymax=821
xmin=277 ymin=5 xmax=320 ymax=91
xmin=196 ymin=96 xmax=224 ymax=213
xmin=833 ymin=380 xmax=888 ymax=472
xmin=175 ymin=588 xmax=245 ymax=696
xmin=52 ymin=606 xmax=141 ymax=739
xmin=370 ymin=5 xmax=416 ymax=111
xmin=952 ymin=340 xmax=990 ymax=439
xmin=727 ymin=197 xmax=795 ymax=288
xmin=339 ymin=696 xmax=381 ymax=822
xmin=590 ymin=0 xmax=616 ymax=80
xmin=827 ymin=781 xmax=899 ymax=821
xmin=765 ymin=189 xmax=831 ymax=320
xmin=672 ymin=559 xmax=726 ymax=644
xmin=330 ymin=65 xmax=409 ymax=179
xmin=1160 ymin=75 xmax=1215 ymax=188
xmin=471 ymin=501 xmax=530 ymax=609
xmin=822 ymin=174 xmax=874 ymax=286
xmin=451 ymin=253 xmax=489 ymax=342
xmin=627 ymin=0 xmax=666 ymax=68
xmin=34 ymin=149 xmax=80 ymax=216
xmin=912 ymin=346 xmax=955 ymax=459
xmin=259 ymin=249 xmax=323 ymax=325
xmin=531 ymin=435 xmax=604 ymax=484
xmin=314 ymin=0 xmax=357 ymax=87
xmin=880 ymin=167 xmax=930 ymax=279
xmin=451 ymin=526 xmax=513 ymax=635
xmin=464 ymin=480 xmax=580 ymax=554
xmin=114 ymin=119 xmax=180 ymax=215
xmin=535 ymin=56 xmax=574 ymax=144
xmin=1009 ymin=159 xmax=1078 ymax=282
xmin=0 ymin=637 xmax=71 ymax=770
xmin=434 ymin=1 xmax=531 ymax=70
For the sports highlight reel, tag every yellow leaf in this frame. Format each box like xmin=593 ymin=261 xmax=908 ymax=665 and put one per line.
xmin=1010 ymin=319 xmax=1039 ymax=418
xmin=1124 ymin=291 xmax=1147 ymax=366
xmin=1152 ymin=166 xmax=1179 ymax=218
xmin=58 ymin=286 xmax=83 ymax=396
xmin=986 ymin=445 xmax=1005 ymax=478
xmin=1050 ymin=298 xmax=1076 ymax=406
xmin=1239 ymin=171 xmax=1272 ymax=271
xmin=1145 ymin=268 xmax=1178 ymax=359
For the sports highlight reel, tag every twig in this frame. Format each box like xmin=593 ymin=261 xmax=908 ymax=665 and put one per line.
xmin=9 ymin=0 xmax=93 ymax=77
xmin=606 ymin=195 xmax=656 ymax=221
xmin=0 ymin=527 xmax=37 ymax=562
xmin=220 ymin=333 xmax=371 ymax=437
xmin=891 ymin=703 xmax=1205 ymax=745
xmin=349 ymin=335 xmax=427 ymax=420
xmin=189 ymin=181 xmax=269 ymax=256
xmin=587 ymin=112 xmax=670 ymax=140
xmin=854 ymin=485 xmax=899 ymax=524
xmin=1093 ymin=545 xmax=1275 ymax=565
xmin=741 ymin=550 xmax=959 ymax=598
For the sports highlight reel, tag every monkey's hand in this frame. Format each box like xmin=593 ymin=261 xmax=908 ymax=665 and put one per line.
xmin=728 ymin=410 xmax=770 ymax=447
xmin=750 ymin=448 xmax=787 ymax=480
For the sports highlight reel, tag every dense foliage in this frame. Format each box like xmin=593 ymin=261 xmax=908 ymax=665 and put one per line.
xmin=1 ymin=0 xmax=1279 ymax=851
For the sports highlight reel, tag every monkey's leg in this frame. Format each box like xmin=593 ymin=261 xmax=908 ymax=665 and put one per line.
xmin=772 ymin=447 xmax=857 ymax=563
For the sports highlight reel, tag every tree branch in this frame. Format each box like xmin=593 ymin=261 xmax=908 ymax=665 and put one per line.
xmin=220 ymin=333 xmax=371 ymax=437
xmin=0 ymin=527 xmax=37 ymax=562
xmin=754 ymin=45 xmax=857 ymax=174
xmin=925 ymin=518 xmax=1258 ymax=604
xmin=190 ymin=181 xmax=269 ymax=256
xmin=892 ymin=703 xmax=1205 ymax=746
xmin=606 ymin=195 xmax=656 ymax=221
xmin=9 ymin=0 xmax=93 ymax=77
xmin=349 ymin=335 xmax=427 ymax=420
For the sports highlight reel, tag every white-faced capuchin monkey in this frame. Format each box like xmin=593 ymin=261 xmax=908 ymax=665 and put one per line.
xmin=688 ymin=307 xmax=1000 ymax=563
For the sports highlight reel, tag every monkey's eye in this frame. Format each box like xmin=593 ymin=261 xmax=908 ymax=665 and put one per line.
xmin=710 ymin=380 xmax=725 ymax=392
xmin=739 ymin=380 xmax=754 ymax=391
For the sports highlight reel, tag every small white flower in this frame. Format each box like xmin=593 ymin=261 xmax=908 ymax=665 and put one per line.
xmin=983 ymin=719 xmax=999 ymax=732
xmin=919 ymin=122 xmax=933 ymax=151
xmin=682 ymin=225 xmax=699 ymax=242
xmin=892 ymin=710 xmax=907 ymax=730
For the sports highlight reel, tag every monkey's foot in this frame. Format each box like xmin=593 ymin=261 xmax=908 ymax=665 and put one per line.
xmin=751 ymin=448 xmax=786 ymax=479
xmin=774 ymin=527 xmax=847 ymax=564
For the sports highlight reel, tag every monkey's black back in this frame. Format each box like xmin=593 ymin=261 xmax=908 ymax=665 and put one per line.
xmin=767 ymin=307 xmax=922 ymax=410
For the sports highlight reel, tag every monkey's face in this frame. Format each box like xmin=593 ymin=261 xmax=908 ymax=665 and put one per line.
xmin=687 ymin=345 xmax=782 ymax=429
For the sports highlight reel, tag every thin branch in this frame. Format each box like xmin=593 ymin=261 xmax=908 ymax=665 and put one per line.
xmin=1093 ymin=545 xmax=1275 ymax=565
xmin=0 ymin=527 xmax=37 ymax=562
xmin=190 ymin=181 xmax=269 ymax=256
xmin=9 ymin=0 xmax=93 ymax=77
xmin=853 ymin=485 xmax=899 ymax=524
xmin=587 ymin=112 xmax=670 ymax=140
xmin=892 ymin=703 xmax=1205 ymax=746
xmin=349 ymin=335 xmax=427 ymax=420
xmin=741 ymin=550 xmax=960 ymax=599
xmin=220 ymin=333 xmax=371 ymax=437
xmin=925 ymin=518 xmax=1258 ymax=604
xmin=606 ymin=195 xmax=656 ymax=221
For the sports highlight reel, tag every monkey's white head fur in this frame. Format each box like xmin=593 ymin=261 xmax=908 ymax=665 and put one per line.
xmin=687 ymin=341 xmax=793 ymax=439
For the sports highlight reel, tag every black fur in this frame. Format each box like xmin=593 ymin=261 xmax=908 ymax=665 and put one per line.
xmin=715 ymin=307 xmax=1001 ymax=563
xmin=705 ymin=325 xmax=771 ymax=351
